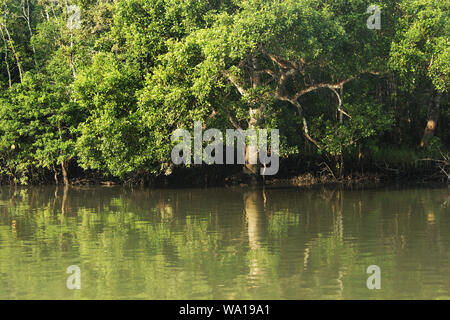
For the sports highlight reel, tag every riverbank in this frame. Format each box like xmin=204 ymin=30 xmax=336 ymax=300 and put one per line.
xmin=2 ymin=156 xmax=446 ymax=189
xmin=128 ymin=156 xmax=450 ymax=188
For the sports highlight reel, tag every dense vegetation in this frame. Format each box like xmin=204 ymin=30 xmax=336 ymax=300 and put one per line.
xmin=0 ymin=0 xmax=448 ymax=185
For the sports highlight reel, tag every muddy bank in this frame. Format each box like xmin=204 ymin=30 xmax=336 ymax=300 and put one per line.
xmin=1 ymin=156 xmax=448 ymax=188
xmin=68 ymin=164 xmax=447 ymax=189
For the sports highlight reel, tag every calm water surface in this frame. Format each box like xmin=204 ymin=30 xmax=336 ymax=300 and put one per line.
xmin=0 ymin=185 xmax=449 ymax=299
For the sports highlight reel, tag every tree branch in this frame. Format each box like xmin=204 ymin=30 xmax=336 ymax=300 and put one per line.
xmin=329 ymin=87 xmax=351 ymax=119
xmin=292 ymin=77 xmax=356 ymax=101
xmin=222 ymin=71 xmax=248 ymax=97
xmin=276 ymin=93 xmax=322 ymax=149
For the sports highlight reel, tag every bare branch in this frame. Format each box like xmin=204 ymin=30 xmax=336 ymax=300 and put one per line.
xmin=266 ymin=52 xmax=299 ymax=70
xmin=292 ymin=77 xmax=356 ymax=101
xmin=228 ymin=114 xmax=241 ymax=129
xmin=329 ymin=87 xmax=352 ymax=119
xmin=254 ymin=69 xmax=277 ymax=78
xmin=222 ymin=71 xmax=248 ymax=97
xmin=276 ymin=94 xmax=322 ymax=149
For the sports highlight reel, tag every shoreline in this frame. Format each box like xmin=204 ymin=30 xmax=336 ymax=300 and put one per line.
xmin=1 ymin=169 xmax=447 ymax=189
xmin=1 ymin=154 xmax=448 ymax=189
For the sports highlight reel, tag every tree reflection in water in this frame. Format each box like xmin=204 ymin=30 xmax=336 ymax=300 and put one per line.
xmin=0 ymin=185 xmax=449 ymax=299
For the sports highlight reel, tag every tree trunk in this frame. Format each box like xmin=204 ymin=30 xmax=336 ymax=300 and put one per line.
xmin=22 ymin=0 xmax=38 ymax=69
xmin=61 ymin=184 xmax=69 ymax=215
xmin=53 ymin=164 xmax=58 ymax=184
xmin=337 ymin=153 xmax=344 ymax=179
xmin=243 ymin=56 xmax=264 ymax=184
xmin=244 ymin=136 xmax=263 ymax=185
xmin=61 ymin=160 xmax=69 ymax=186
xmin=420 ymin=91 xmax=441 ymax=147
xmin=2 ymin=24 xmax=23 ymax=83
xmin=243 ymin=106 xmax=263 ymax=184
xmin=244 ymin=143 xmax=260 ymax=172
xmin=0 ymin=27 xmax=12 ymax=88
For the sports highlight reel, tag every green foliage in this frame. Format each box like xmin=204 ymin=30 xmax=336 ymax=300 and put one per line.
xmin=74 ymin=53 xmax=149 ymax=176
xmin=312 ymin=93 xmax=394 ymax=156
xmin=389 ymin=0 xmax=449 ymax=93
xmin=0 ymin=70 xmax=81 ymax=183
xmin=0 ymin=0 xmax=448 ymax=184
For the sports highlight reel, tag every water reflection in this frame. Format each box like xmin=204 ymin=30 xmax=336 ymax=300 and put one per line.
xmin=244 ymin=189 xmax=266 ymax=250
xmin=0 ymin=185 xmax=449 ymax=299
xmin=243 ymin=189 xmax=268 ymax=282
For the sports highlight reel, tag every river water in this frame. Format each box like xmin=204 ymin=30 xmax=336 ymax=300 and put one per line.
xmin=0 ymin=185 xmax=449 ymax=299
